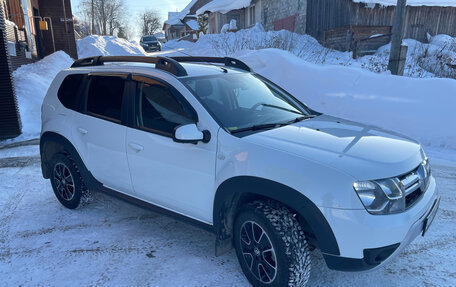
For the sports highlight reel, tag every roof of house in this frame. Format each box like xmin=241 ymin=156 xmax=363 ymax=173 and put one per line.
xmin=186 ymin=20 xmax=199 ymax=30
xmin=196 ymin=0 xmax=252 ymax=15
xmin=165 ymin=0 xmax=199 ymax=26
xmin=352 ymin=0 xmax=456 ymax=7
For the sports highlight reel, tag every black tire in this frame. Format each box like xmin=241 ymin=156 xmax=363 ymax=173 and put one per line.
xmin=234 ymin=201 xmax=311 ymax=287
xmin=50 ymin=153 xmax=83 ymax=209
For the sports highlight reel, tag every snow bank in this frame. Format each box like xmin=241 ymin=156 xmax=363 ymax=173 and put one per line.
xmin=167 ymin=24 xmax=456 ymax=79
xmin=77 ymin=35 xmax=147 ymax=58
xmin=12 ymin=51 xmax=73 ymax=139
xmin=197 ymin=0 xmax=251 ymax=15
xmin=353 ymin=0 xmax=456 ymax=6
xmin=234 ymin=49 xmax=456 ymax=149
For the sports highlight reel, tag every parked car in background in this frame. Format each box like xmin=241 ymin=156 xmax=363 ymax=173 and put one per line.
xmin=140 ymin=35 xmax=162 ymax=52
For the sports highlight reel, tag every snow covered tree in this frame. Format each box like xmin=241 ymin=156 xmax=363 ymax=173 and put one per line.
xmin=197 ymin=14 xmax=208 ymax=34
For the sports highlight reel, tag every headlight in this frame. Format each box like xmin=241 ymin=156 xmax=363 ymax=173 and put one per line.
xmin=354 ymin=158 xmax=431 ymax=215
xmin=354 ymin=178 xmax=404 ymax=215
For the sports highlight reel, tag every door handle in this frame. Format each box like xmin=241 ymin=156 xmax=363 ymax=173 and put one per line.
xmin=77 ymin=128 xmax=88 ymax=135
xmin=129 ymin=143 xmax=144 ymax=152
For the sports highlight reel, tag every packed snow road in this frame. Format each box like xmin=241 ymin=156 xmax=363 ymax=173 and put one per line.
xmin=0 ymin=144 xmax=455 ymax=287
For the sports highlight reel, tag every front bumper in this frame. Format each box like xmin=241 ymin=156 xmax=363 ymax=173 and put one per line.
xmin=321 ymin=176 xmax=439 ymax=271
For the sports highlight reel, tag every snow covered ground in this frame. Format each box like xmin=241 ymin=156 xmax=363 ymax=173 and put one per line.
xmin=0 ymin=143 xmax=455 ymax=286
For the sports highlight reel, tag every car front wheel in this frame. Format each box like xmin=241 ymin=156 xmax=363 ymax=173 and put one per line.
xmin=234 ymin=201 xmax=311 ymax=287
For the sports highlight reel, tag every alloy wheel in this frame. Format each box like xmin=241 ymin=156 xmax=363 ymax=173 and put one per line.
xmin=240 ymin=220 xmax=277 ymax=284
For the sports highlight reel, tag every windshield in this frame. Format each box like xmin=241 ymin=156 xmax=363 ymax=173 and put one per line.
xmin=142 ymin=36 xmax=157 ymax=42
xmin=181 ymin=73 xmax=312 ymax=133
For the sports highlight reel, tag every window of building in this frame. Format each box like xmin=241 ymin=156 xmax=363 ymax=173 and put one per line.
xmin=57 ymin=74 xmax=84 ymax=111
xmin=135 ymin=78 xmax=194 ymax=136
xmin=249 ymin=5 xmax=256 ymax=26
xmin=86 ymin=76 xmax=125 ymax=123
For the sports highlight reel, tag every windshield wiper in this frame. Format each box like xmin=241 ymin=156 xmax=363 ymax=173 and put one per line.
xmin=284 ymin=114 xmax=316 ymax=124
xmin=231 ymin=115 xmax=317 ymax=134
xmin=230 ymin=123 xmax=280 ymax=134
xmin=260 ymin=104 xmax=304 ymax=115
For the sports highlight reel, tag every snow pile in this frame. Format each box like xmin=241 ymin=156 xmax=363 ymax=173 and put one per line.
xmin=234 ymin=49 xmax=456 ymax=149
xmin=197 ymin=0 xmax=251 ymax=15
xmin=353 ymin=0 xmax=456 ymax=6
xmin=12 ymin=51 xmax=73 ymax=139
xmin=77 ymin=35 xmax=147 ymax=58
xmin=165 ymin=24 xmax=456 ymax=79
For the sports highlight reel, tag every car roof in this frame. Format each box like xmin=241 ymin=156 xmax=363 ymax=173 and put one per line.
xmin=69 ymin=61 xmax=247 ymax=78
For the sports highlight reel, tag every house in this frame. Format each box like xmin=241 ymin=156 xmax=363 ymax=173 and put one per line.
xmin=163 ymin=0 xmax=211 ymax=41
xmin=0 ymin=0 xmax=77 ymax=139
xmin=196 ymin=0 xmax=307 ymax=34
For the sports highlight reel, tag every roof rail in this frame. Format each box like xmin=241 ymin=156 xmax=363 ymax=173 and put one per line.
xmin=70 ymin=55 xmax=252 ymax=76
xmin=171 ymin=56 xmax=252 ymax=72
xmin=71 ymin=56 xmax=188 ymax=77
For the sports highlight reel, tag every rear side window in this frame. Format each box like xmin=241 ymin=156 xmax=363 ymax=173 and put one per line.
xmin=57 ymin=74 xmax=84 ymax=110
xmin=86 ymin=76 xmax=125 ymax=123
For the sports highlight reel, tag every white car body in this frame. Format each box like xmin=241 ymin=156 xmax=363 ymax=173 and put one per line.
xmin=40 ymin=57 xmax=439 ymax=274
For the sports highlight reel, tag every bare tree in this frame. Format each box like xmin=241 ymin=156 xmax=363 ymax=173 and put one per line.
xmin=138 ymin=9 xmax=162 ymax=36
xmin=78 ymin=0 xmax=126 ymax=36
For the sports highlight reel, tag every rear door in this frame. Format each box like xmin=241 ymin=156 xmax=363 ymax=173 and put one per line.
xmin=71 ymin=73 xmax=133 ymax=194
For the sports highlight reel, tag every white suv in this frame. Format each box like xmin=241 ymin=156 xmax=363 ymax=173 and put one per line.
xmin=40 ymin=56 xmax=440 ymax=286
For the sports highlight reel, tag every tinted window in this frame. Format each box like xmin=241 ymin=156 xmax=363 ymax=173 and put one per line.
xmin=58 ymin=74 xmax=84 ymax=110
xmin=142 ymin=36 xmax=157 ymax=42
xmin=136 ymin=79 xmax=193 ymax=135
xmin=87 ymin=76 xmax=125 ymax=122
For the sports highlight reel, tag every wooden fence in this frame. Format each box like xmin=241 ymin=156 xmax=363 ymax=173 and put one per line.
xmin=307 ymin=0 xmax=456 ymax=43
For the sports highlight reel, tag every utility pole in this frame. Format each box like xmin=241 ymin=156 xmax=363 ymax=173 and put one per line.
xmin=388 ymin=0 xmax=407 ymax=75
xmin=91 ymin=0 xmax=95 ymax=35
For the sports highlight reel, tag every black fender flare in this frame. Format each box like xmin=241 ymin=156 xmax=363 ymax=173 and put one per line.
xmin=40 ymin=132 xmax=101 ymax=190
xmin=213 ymin=176 xmax=340 ymax=256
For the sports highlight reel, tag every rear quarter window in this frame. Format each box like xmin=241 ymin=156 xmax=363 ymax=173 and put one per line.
xmin=57 ymin=74 xmax=84 ymax=110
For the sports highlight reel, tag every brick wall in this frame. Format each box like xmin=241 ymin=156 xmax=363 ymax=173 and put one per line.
xmin=37 ymin=0 xmax=77 ymax=59
xmin=262 ymin=0 xmax=306 ymax=34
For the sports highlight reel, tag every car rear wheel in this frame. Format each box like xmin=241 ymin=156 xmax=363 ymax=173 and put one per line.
xmin=50 ymin=153 xmax=83 ymax=209
xmin=234 ymin=201 xmax=311 ymax=287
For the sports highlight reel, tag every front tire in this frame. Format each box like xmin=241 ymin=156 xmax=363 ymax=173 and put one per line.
xmin=234 ymin=201 xmax=311 ymax=287
xmin=50 ymin=153 xmax=83 ymax=209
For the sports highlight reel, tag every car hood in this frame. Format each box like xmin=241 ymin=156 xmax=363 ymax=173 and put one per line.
xmin=243 ymin=115 xmax=424 ymax=180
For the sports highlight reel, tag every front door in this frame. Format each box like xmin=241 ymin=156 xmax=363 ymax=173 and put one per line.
xmin=126 ymin=75 xmax=216 ymax=223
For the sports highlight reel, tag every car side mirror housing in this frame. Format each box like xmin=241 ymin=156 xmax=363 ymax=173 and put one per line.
xmin=173 ymin=124 xmax=210 ymax=144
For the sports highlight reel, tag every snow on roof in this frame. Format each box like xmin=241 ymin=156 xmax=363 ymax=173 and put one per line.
xmin=197 ymin=0 xmax=252 ymax=15
xmin=186 ymin=20 xmax=199 ymax=31
xmin=353 ymin=0 xmax=456 ymax=7
xmin=165 ymin=0 xmax=199 ymax=26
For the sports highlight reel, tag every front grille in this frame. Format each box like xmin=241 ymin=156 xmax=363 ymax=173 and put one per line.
xmin=399 ymin=163 xmax=429 ymax=209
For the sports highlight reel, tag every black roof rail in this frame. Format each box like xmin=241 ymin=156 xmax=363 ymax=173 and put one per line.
xmin=171 ymin=56 xmax=252 ymax=72
xmin=71 ymin=56 xmax=188 ymax=77
xmin=70 ymin=55 xmax=252 ymax=76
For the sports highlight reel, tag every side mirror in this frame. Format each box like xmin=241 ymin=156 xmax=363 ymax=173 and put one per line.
xmin=173 ymin=124 xmax=211 ymax=144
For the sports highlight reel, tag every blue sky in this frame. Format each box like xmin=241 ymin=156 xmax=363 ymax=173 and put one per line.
xmin=70 ymin=0 xmax=191 ymax=38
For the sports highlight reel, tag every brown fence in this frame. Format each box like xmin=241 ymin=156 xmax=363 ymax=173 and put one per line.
xmin=307 ymin=0 xmax=456 ymax=43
